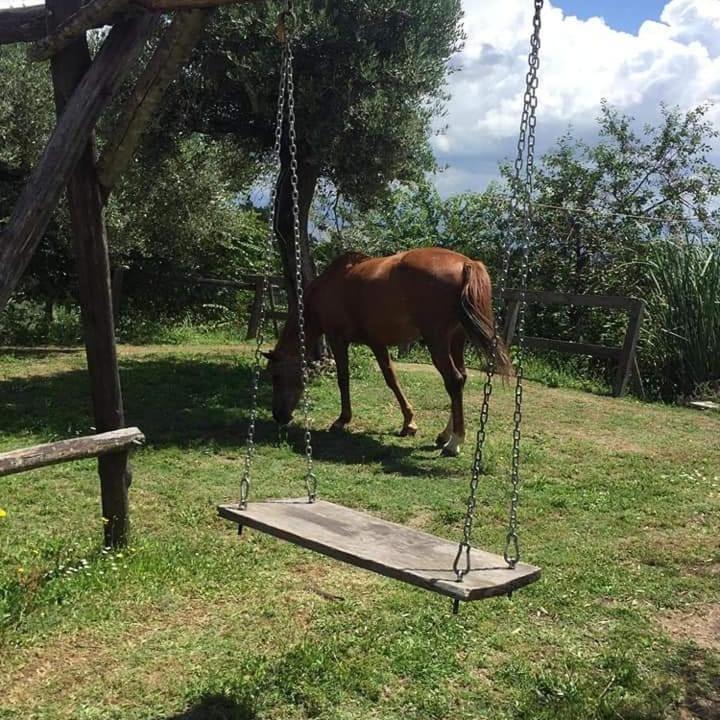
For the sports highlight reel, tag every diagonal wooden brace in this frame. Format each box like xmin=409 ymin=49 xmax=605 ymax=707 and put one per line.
xmin=0 ymin=12 xmax=159 ymax=312
xmin=97 ymin=8 xmax=214 ymax=198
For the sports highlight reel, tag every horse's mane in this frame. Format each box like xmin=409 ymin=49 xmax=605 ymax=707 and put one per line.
xmin=322 ymin=250 xmax=371 ymax=274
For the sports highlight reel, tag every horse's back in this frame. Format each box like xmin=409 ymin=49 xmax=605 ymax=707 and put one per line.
xmin=312 ymin=248 xmax=482 ymax=345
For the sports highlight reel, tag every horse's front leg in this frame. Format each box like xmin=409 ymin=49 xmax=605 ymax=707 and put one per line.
xmin=371 ymin=345 xmax=417 ymax=437
xmin=328 ymin=337 xmax=352 ymax=431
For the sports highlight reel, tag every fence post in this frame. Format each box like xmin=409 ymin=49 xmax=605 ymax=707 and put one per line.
xmin=503 ymin=297 xmax=521 ymax=345
xmin=246 ymin=277 xmax=264 ymax=340
xmin=613 ymin=299 xmax=645 ymax=397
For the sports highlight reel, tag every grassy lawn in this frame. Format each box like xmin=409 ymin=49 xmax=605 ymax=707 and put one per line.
xmin=1 ymin=343 xmax=718 ymax=720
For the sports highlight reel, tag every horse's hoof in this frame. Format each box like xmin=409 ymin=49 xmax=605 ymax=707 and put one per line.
xmin=441 ymin=443 xmax=461 ymax=458
xmin=436 ymin=433 xmax=451 ymax=448
xmin=330 ymin=420 xmax=349 ymax=433
xmin=400 ymin=424 xmax=418 ymax=437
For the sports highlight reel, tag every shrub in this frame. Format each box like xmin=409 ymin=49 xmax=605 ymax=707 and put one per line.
xmin=641 ymin=239 xmax=720 ymax=400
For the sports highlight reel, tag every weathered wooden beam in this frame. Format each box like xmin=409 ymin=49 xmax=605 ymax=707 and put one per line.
xmin=47 ymin=0 xmax=142 ymax=548
xmin=523 ymin=336 xmax=622 ymax=361
xmin=498 ymin=289 xmax=638 ymax=311
xmin=139 ymin=0 xmax=257 ymax=9
xmin=0 ymin=11 xmax=158 ymax=313
xmin=613 ymin=299 xmax=645 ymax=397
xmin=0 ymin=428 xmax=144 ymax=477
xmin=0 ymin=0 xmax=256 ymax=45
xmin=97 ymin=8 xmax=213 ymax=197
xmin=0 ymin=5 xmax=46 ymax=44
xmin=28 ymin=0 xmax=131 ymax=61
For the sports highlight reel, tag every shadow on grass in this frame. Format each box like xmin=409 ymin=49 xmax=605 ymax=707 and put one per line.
xmin=301 ymin=428 xmax=455 ymax=477
xmin=162 ymin=693 xmax=256 ymax=720
xmin=0 ymin=357 xmax=260 ymax=445
xmin=0 ymin=346 xmax=82 ymax=357
xmin=675 ymin=647 xmax=720 ymax=720
xmin=0 ymin=355 xmax=448 ymax=476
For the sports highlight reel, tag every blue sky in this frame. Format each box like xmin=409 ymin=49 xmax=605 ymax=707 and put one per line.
xmin=555 ymin=0 xmax=667 ymax=33
xmin=431 ymin=0 xmax=720 ymax=195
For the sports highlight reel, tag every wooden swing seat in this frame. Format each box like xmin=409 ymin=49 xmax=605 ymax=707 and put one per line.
xmin=218 ymin=499 xmax=541 ymax=602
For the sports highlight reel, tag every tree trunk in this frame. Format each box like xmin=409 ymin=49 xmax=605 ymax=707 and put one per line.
xmin=274 ymin=141 xmax=323 ymax=358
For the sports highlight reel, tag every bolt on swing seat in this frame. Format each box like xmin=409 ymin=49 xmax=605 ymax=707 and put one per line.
xmin=218 ymin=499 xmax=540 ymax=602
xmin=219 ymin=0 xmax=545 ymax=610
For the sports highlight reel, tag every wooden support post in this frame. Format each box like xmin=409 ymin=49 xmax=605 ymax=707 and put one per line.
xmin=0 ymin=11 xmax=158 ymax=312
xmin=613 ymin=299 xmax=645 ymax=398
xmin=246 ymin=277 xmax=264 ymax=340
xmin=397 ymin=343 xmax=412 ymax=359
xmin=111 ymin=265 xmax=128 ymax=327
xmin=48 ymin=0 xmax=140 ymax=548
xmin=97 ymin=8 xmax=213 ymax=198
xmin=503 ymin=298 xmax=521 ymax=346
xmin=269 ymin=284 xmax=281 ymax=338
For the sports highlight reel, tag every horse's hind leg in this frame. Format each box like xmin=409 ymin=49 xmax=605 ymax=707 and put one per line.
xmin=371 ymin=345 xmax=417 ymax=436
xmin=428 ymin=333 xmax=466 ymax=457
xmin=436 ymin=331 xmax=467 ymax=448
xmin=328 ymin=337 xmax=352 ymax=431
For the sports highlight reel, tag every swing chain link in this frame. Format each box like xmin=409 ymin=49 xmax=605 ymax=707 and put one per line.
xmin=238 ymin=3 xmax=293 ymax=509
xmin=453 ymin=0 xmax=543 ymax=580
xmin=284 ymin=4 xmax=317 ymax=503
xmin=504 ymin=0 xmax=542 ymax=567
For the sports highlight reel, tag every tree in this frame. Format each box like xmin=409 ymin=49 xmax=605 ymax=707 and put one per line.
xmin=0 ymin=47 xmax=268 ymax=327
xmin=167 ymin=0 xmax=464 ymax=304
xmin=527 ymin=102 xmax=720 ymax=299
xmin=505 ymin=102 xmax=720 ymax=348
xmin=0 ymin=47 xmax=74 ymax=317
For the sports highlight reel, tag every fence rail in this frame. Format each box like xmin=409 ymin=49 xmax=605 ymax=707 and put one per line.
xmin=113 ymin=269 xmax=645 ymax=399
xmin=499 ymin=290 xmax=645 ymax=397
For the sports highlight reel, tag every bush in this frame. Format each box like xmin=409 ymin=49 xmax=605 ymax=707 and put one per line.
xmin=0 ymin=300 xmax=82 ymax=346
xmin=641 ymin=239 xmax=720 ymax=400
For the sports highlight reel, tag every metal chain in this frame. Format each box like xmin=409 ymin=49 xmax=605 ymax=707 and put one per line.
xmin=504 ymin=1 xmax=542 ymax=566
xmin=238 ymin=10 xmax=291 ymax=510
xmin=284 ymin=6 xmax=317 ymax=503
xmin=453 ymin=0 xmax=543 ymax=580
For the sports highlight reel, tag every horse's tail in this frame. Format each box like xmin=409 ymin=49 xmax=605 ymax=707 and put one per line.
xmin=459 ymin=262 xmax=514 ymax=376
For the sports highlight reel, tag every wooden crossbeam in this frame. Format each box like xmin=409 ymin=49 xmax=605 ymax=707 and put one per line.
xmin=0 ymin=12 xmax=158 ymax=312
xmin=98 ymin=8 xmax=213 ymax=197
xmin=0 ymin=5 xmax=46 ymax=44
xmin=0 ymin=428 xmax=145 ymax=477
xmin=0 ymin=0 xmax=257 ymax=45
xmin=28 ymin=0 xmax=131 ymax=61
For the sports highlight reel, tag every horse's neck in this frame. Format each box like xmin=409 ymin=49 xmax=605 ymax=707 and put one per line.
xmin=276 ymin=305 xmax=321 ymax=358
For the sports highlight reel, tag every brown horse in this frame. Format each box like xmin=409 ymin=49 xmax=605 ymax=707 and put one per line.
xmin=265 ymin=247 xmax=512 ymax=456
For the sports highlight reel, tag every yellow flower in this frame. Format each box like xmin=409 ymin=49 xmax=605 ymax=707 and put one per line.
xmin=17 ymin=566 xmax=24 ymax=574
xmin=0 ymin=507 xmax=6 ymax=519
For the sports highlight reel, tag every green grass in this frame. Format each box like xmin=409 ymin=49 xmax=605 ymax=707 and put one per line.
xmin=1 ymin=343 xmax=718 ymax=720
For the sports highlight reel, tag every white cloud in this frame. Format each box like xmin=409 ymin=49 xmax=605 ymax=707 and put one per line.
xmin=433 ymin=0 xmax=720 ymax=196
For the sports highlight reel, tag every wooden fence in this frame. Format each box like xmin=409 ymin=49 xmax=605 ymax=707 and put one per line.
xmin=114 ymin=270 xmax=645 ymax=398
xmin=245 ymin=283 xmax=644 ymax=398
xmin=499 ymin=290 xmax=645 ymax=398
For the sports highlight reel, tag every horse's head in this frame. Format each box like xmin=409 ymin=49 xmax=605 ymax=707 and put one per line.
xmin=264 ymin=350 xmax=303 ymax=426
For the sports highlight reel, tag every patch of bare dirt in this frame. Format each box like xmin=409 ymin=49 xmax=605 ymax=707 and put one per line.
xmin=660 ymin=604 xmax=720 ymax=650
xmin=404 ymin=509 xmax=435 ymax=530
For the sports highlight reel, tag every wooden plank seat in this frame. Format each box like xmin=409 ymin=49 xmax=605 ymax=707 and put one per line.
xmin=218 ymin=499 xmax=541 ymax=602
